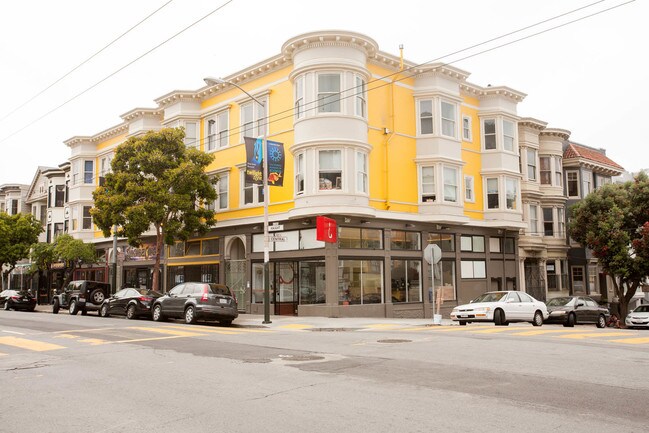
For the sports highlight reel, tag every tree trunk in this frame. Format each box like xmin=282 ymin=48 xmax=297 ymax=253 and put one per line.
xmin=152 ymin=224 xmax=162 ymax=292
xmin=60 ymin=262 xmax=76 ymax=290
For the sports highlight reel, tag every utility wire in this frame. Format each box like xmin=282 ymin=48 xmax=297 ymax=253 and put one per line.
xmin=0 ymin=0 xmax=235 ymax=145
xmin=0 ymin=0 xmax=175 ymax=124
xmin=200 ymin=0 xmax=632 ymax=145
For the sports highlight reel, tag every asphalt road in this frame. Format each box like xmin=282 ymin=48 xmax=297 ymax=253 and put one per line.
xmin=1 ymin=309 xmax=648 ymax=433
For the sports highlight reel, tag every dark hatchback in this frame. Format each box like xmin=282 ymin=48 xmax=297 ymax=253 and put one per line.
xmin=99 ymin=288 xmax=162 ymax=320
xmin=152 ymin=282 xmax=238 ymax=326
xmin=545 ymin=296 xmax=609 ymax=328
xmin=1 ymin=290 xmax=37 ymax=311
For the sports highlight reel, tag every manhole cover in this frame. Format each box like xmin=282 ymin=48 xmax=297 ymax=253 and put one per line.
xmin=310 ymin=328 xmax=359 ymax=332
xmin=377 ymin=339 xmax=411 ymax=344
xmin=278 ymin=354 xmax=325 ymax=362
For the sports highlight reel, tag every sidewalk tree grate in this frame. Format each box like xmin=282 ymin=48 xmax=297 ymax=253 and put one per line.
xmin=377 ymin=339 xmax=411 ymax=344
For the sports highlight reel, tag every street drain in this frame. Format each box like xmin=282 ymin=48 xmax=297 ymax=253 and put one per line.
xmin=310 ymin=328 xmax=360 ymax=332
xmin=278 ymin=354 xmax=325 ymax=362
xmin=377 ymin=339 xmax=411 ymax=344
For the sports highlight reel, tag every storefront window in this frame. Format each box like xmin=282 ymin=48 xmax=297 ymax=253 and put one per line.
xmin=299 ymin=261 xmax=326 ymax=304
xmin=427 ymin=260 xmax=456 ymax=302
xmin=338 ymin=227 xmax=383 ymax=249
xmin=252 ymin=262 xmax=275 ymax=304
xmin=391 ymin=260 xmax=421 ymax=303
xmin=185 ymin=241 xmax=201 ymax=256
xmin=390 ymin=230 xmax=421 ymax=251
xmin=338 ymin=259 xmax=383 ymax=305
xmin=202 ymin=238 xmax=219 ymax=255
xmin=427 ymin=233 xmax=455 ymax=252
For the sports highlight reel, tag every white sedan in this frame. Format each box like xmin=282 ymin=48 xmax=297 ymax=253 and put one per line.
xmin=625 ymin=304 xmax=649 ymax=328
xmin=450 ymin=291 xmax=549 ymax=326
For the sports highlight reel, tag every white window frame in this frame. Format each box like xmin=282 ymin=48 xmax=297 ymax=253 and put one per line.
xmin=443 ymin=166 xmax=458 ymax=203
xmin=540 ymin=156 xmax=551 ymax=185
xmin=82 ymin=206 xmax=93 ymax=230
xmin=318 ymin=149 xmax=342 ymax=191
xmin=83 ymin=160 xmax=94 ymax=185
xmin=440 ymin=100 xmax=457 ymax=138
xmin=505 ymin=177 xmax=518 ymax=210
xmin=464 ymin=175 xmax=474 ymax=202
xmin=554 ymin=156 xmax=563 ymax=187
xmin=557 ymin=207 xmax=565 ymax=237
xmin=420 ymin=166 xmax=436 ymax=203
xmin=462 ymin=116 xmax=472 ymax=141
xmin=418 ymin=99 xmax=434 ymax=135
xmin=356 ymin=151 xmax=368 ymax=194
xmin=184 ymin=121 xmax=199 ymax=149
xmin=295 ymin=76 xmax=304 ymax=120
xmin=240 ymin=169 xmax=263 ymax=206
xmin=295 ymin=152 xmax=305 ymax=196
xmin=240 ymin=98 xmax=267 ymax=142
xmin=207 ymin=119 xmax=216 ymax=151
xmin=529 ymin=204 xmax=539 ymax=235
xmin=582 ymin=171 xmax=592 ymax=197
xmin=482 ymin=118 xmax=497 ymax=150
xmin=317 ymin=73 xmax=341 ymax=113
xmin=567 ymin=170 xmax=580 ymax=198
xmin=502 ymin=119 xmax=516 ymax=152
xmin=526 ymin=148 xmax=537 ymax=181
xmin=486 ymin=177 xmax=499 ymax=209
xmin=354 ymin=75 xmax=367 ymax=118
xmin=461 ymin=260 xmax=486 ymax=279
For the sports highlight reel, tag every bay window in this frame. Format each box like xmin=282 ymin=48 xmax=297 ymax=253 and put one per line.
xmin=505 ymin=178 xmax=518 ymax=210
xmin=318 ymin=150 xmax=342 ymax=190
xmin=503 ymin=120 xmax=515 ymax=151
xmin=421 ymin=166 xmax=436 ymax=202
xmin=483 ymin=119 xmax=496 ymax=150
xmin=527 ymin=148 xmax=537 ymax=181
xmin=295 ymin=153 xmax=305 ymax=195
xmin=317 ymin=73 xmax=341 ymax=113
xmin=356 ymin=152 xmax=368 ymax=193
xmin=184 ymin=121 xmax=198 ymax=148
xmin=443 ymin=166 xmax=458 ymax=203
xmin=487 ymin=178 xmax=499 ymax=209
xmin=295 ymin=76 xmax=304 ymax=119
xmin=419 ymin=100 xmax=433 ymax=135
xmin=441 ymin=101 xmax=456 ymax=138
xmin=355 ymin=75 xmax=367 ymax=117
xmin=540 ymin=156 xmax=551 ymax=184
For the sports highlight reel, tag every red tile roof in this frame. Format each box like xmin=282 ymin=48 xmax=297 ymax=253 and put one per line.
xmin=563 ymin=143 xmax=624 ymax=170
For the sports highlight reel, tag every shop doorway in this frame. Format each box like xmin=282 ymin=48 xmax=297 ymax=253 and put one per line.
xmin=275 ymin=262 xmax=297 ymax=315
xmin=226 ymin=237 xmax=247 ymax=312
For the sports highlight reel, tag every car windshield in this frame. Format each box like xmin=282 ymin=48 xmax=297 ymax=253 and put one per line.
xmin=206 ymin=284 xmax=232 ymax=296
xmin=471 ymin=292 xmax=507 ymax=303
xmin=634 ymin=305 xmax=649 ymax=313
xmin=547 ymin=297 xmax=574 ymax=307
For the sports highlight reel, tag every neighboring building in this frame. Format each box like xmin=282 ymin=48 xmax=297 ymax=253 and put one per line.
xmin=51 ymin=30 xmax=620 ymax=318
xmin=0 ymin=183 xmax=29 ymax=215
xmin=563 ymin=141 xmax=624 ymax=303
xmin=518 ymin=120 xmax=570 ymax=302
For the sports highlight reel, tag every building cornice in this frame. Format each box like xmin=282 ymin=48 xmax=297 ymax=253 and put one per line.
xmin=64 ymin=122 xmax=128 ymax=147
xmin=120 ymin=107 xmax=163 ymax=122
xmin=281 ymin=30 xmax=379 ymax=60
xmin=540 ymin=128 xmax=571 ymax=140
xmin=518 ymin=117 xmax=548 ymax=131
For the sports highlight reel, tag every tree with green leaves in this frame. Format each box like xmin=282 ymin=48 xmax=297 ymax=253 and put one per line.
xmin=92 ymin=127 xmax=217 ymax=292
xmin=569 ymin=172 xmax=649 ymax=322
xmin=52 ymin=234 xmax=96 ymax=289
xmin=0 ymin=212 xmax=43 ymax=290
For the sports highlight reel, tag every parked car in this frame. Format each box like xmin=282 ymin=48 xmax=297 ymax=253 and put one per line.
xmin=99 ymin=288 xmax=162 ymax=320
xmin=625 ymin=304 xmax=649 ymax=329
xmin=152 ymin=282 xmax=238 ymax=326
xmin=545 ymin=296 xmax=609 ymax=328
xmin=0 ymin=289 xmax=37 ymax=311
xmin=52 ymin=280 xmax=111 ymax=315
xmin=450 ymin=291 xmax=548 ymax=326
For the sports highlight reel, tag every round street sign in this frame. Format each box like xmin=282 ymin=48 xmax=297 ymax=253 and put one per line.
xmin=423 ymin=244 xmax=442 ymax=265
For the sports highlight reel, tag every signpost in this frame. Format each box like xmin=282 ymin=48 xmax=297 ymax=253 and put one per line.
xmin=423 ymin=244 xmax=442 ymax=325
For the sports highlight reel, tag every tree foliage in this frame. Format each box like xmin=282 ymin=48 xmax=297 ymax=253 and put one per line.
xmin=30 ymin=234 xmax=96 ymax=290
xmin=91 ymin=127 xmax=217 ymax=291
xmin=0 ymin=212 xmax=43 ymax=289
xmin=569 ymin=172 xmax=649 ymax=320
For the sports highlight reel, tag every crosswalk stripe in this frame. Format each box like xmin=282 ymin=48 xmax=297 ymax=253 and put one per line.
xmin=162 ymin=325 xmax=240 ymax=335
xmin=401 ymin=326 xmax=471 ymax=332
xmin=559 ymin=332 xmax=622 ymax=339
xmin=366 ymin=324 xmax=401 ymax=329
xmin=54 ymin=334 xmax=79 ymax=339
xmin=0 ymin=336 xmax=65 ymax=352
xmin=278 ymin=324 xmax=313 ymax=330
xmin=163 ymin=325 xmax=272 ymax=334
xmin=512 ymin=329 xmax=597 ymax=336
xmin=472 ymin=328 xmax=521 ymax=334
xmin=79 ymin=338 xmax=107 ymax=345
xmin=607 ymin=337 xmax=649 ymax=345
xmin=0 ymin=351 xmax=6 ymax=356
xmin=127 ymin=326 xmax=206 ymax=337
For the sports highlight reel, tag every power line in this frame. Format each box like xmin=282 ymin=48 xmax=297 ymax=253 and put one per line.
xmin=193 ymin=0 xmax=634 ymax=147
xmin=0 ymin=0 xmax=175 ymax=124
xmin=0 ymin=0 xmax=235 ymax=145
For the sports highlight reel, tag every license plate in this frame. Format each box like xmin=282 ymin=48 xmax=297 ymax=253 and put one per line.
xmin=219 ymin=298 xmax=228 ymax=304
xmin=459 ymin=315 xmax=468 ymax=318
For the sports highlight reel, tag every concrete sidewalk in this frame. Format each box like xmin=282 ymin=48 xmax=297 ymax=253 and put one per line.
xmin=32 ymin=303 xmax=455 ymax=328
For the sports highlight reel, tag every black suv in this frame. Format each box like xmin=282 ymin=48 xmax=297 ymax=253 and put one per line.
xmin=52 ymin=280 xmax=111 ymax=315
xmin=152 ymin=282 xmax=238 ymax=325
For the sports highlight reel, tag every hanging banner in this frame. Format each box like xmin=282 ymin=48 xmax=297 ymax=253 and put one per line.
xmin=316 ymin=216 xmax=338 ymax=243
xmin=244 ymin=137 xmax=285 ymax=186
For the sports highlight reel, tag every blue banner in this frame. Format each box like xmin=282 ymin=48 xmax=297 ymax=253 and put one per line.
xmin=244 ymin=137 xmax=284 ymax=187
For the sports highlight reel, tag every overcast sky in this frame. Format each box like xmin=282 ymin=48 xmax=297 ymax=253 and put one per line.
xmin=0 ymin=0 xmax=646 ymax=186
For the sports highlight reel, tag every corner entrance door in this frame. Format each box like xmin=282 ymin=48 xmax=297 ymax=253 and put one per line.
xmin=274 ymin=262 xmax=297 ymax=315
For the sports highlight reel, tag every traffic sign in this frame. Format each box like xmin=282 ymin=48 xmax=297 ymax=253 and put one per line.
xmin=268 ymin=223 xmax=284 ymax=232
xmin=267 ymin=234 xmax=287 ymax=242
xmin=423 ymin=244 xmax=442 ymax=265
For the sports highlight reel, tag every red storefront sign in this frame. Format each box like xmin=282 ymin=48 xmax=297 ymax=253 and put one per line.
xmin=316 ymin=216 xmax=337 ymax=243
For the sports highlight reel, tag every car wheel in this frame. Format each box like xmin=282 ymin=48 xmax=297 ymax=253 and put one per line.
xmin=152 ymin=304 xmax=165 ymax=322
xmin=99 ymin=303 xmax=110 ymax=318
xmin=185 ymin=306 xmax=197 ymax=324
xmin=52 ymin=298 xmax=60 ymax=314
xmin=459 ymin=321 xmax=467 ymax=326
xmin=69 ymin=299 xmax=79 ymax=315
xmin=532 ymin=311 xmax=543 ymax=327
xmin=126 ymin=305 xmax=137 ymax=320
xmin=220 ymin=320 xmax=232 ymax=327
xmin=90 ymin=289 xmax=105 ymax=305
xmin=566 ymin=313 xmax=576 ymax=327
xmin=596 ymin=314 xmax=606 ymax=329
xmin=494 ymin=309 xmax=505 ymax=326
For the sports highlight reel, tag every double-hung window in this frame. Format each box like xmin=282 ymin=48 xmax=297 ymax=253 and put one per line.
xmin=567 ymin=171 xmax=579 ymax=197
xmin=483 ymin=119 xmax=496 ymax=149
xmin=543 ymin=207 xmax=554 ymax=236
xmin=462 ymin=116 xmax=472 ymax=141
xmin=295 ymin=76 xmax=304 ymax=119
xmin=443 ymin=166 xmax=458 ymax=203
xmin=356 ymin=152 xmax=368 ymax=193
xmin=421 ymin=167 xmax=436 ymax=202
xmin=554 ymin=156 xmax=562 ymax=186
xmin=540 ymin=156 xmax=551 ymax=184
xmin=464 ymin=175 xmax=474 ymax=202
xmin=295 ymin=153 xmax=305 ymax=195
xmin=557 ymin=207 xmax=565 ymax=236
xmin=207 ymin=119 xmax=216 ymax=151
xmin=184 ymin=121 xmax=198 ymax=148
xmin=83 ymin=161 xmax=94 ymax=184
xmin=527 ymin=149 xmax=537 ymax=181
xmin=318 ymin=150 xmax=342 ymax=190
xmin=82 ymin=206 xmax=92 ymax=230
xmin=503 ymin=120 xmax=515 ymax=152
xmin=317 ymin=73 xmax=341 ymax=113
xmin=216 ymin=174 xmax=229 ymax=210
xmin=505 ymin=178 xmax=518 ymax=210
xmin=582 ymin=171 xmax=592 ymax=197
xmin=241 ymin=170 xmax=263 ymax=205
xmin=217 ymin=111 xmax=229 ymax=148
xmin=241 ymin=103 xmax=254 ymax=139
xmin=355 ymin=75 xmax=367 ymax=118
xmin=419 ymin=100 xmax=433 ymax=135
xmin=487 ymin=178 xmax=499 ymax=209
xmin=529 ymin=205 xmax=539 ymax=234
xmin=441 ymin=101 xmax=456 ymax=138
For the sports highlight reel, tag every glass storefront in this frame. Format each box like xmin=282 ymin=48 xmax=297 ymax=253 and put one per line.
xmin=338 ymin=259 xmax=384 ymax=305
xmin=391 ymin=260 xmax=421 ymax=303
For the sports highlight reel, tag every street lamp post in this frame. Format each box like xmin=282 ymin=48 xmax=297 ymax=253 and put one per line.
xmin=204 ymin=77 xmax=271 ymax=324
